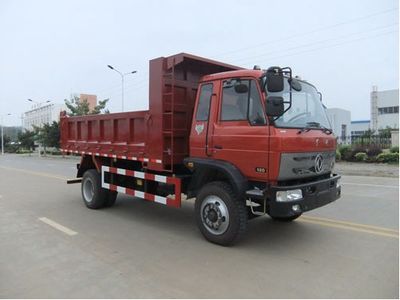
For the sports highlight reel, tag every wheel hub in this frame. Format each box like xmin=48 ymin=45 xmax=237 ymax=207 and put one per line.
xmin=83 ymin=178 xmax=94 ymax=203
xmin=200 ymin=196 xmax=229 ymax=235
xmin=207 ymin=209 xmax=218 ymax=222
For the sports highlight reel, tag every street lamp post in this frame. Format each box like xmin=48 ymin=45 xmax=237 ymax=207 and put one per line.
xmin=107 ymin=65 xmax=137 ymax=112
xmin=28 ymin=98 xmax=51 ymax=106
xmin=1 ymin=113 xmax=11 ymax=155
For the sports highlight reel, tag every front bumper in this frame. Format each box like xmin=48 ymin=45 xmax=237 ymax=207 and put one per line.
xmin=267 ymin=174 xmax=341 ymax=217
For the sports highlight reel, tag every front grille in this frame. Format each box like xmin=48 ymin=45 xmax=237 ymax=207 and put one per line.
xmin=278 ymin=151 xmax=335 ymax=181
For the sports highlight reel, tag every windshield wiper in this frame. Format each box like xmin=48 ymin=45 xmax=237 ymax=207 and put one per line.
xmin=320 ymin=125 xmax=333 ymax=135
xmin=297 ymin=122 xmax=332 ymax=135
xmin=297 ymin=122 xmax=319 ymax=134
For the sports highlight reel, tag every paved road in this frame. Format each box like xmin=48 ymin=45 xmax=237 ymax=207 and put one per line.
xmin=334 ymin=161 xmax=399 ymax=178
xmin=0 ymin=154 xmax=398 ymax=298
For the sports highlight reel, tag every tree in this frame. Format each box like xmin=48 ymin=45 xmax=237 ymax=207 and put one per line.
xmin=91 ymin=99 xmax=110 ymax=114
xmin=18 ymin=130 xmax=35 ymax=150
xmin=64 ymin=95 xmax=110 ymax=116
xmin=33 ymin=121 xmax=60 ymax=155
xmin=378 ymin=126 xmax=392 ymax=138
xmin=3 ymin=126 xmax=22 ymax=141
xmin=43 ymin=121 xmax=60 ymax=148
xmin=361 ymin=129 xmax=374 ymax=139
xmin=0 ymin=134 xmax=11 ymax=152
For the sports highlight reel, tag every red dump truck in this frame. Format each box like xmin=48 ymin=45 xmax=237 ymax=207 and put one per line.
xmin=60 ymin=53 xmax=341 ymax=245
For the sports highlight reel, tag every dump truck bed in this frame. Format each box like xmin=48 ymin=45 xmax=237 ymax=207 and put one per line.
xmin=60 ymin=53 xmax=241 ymax=172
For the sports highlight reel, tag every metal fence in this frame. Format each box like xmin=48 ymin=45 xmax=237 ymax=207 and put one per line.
xmin=338 ymin=135 xmax=392 ymax=148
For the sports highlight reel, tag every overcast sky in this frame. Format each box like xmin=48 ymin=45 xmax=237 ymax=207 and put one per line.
xmin=0 ymin=0 xmax=398 ymax=126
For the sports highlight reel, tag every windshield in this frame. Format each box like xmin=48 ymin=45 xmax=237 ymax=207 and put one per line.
xmin=268 ymin=78 xmax=331 ymax=129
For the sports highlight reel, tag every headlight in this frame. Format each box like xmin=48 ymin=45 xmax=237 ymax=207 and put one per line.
xmin=276 ymin=189 xmax=303 ymax=202
xmin=336 ymin=178 xmax=341 ymax=188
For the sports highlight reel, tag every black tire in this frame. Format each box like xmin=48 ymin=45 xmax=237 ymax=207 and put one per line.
xmin=269 ymin=213 xmax=302 ymax=222
xmin=81 ymin=169 xmax=108 ymax=209
xmin=195 ymin=181 xmax=247 ymax=246
xmin=104 ymin=191 xmax=118 ymax=207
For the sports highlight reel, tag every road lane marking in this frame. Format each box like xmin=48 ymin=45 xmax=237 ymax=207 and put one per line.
xmin=38 ymin=217 xmax=78 ymax=236
xmin=0 ymin=165 xmax=67 ymax=181
xmin=300 ymin=216 xmax=399 ymax=238
xmin=299 ymin=219 xmax=398 ymax=238
xmin=342 ymin=182 xmax=398 ymax=188
xmin=302 ymin=215 xmax=399 ymax=233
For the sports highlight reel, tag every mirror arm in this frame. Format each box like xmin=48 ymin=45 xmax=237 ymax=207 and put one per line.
xmin=282 ymin=67 xmax=293 ymax=116
xmin=259 ymin=73 xmax=266 ymax=92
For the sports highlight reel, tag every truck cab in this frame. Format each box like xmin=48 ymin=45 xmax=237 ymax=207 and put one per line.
xmin=185 ymin=66 xmax=340 ymax=243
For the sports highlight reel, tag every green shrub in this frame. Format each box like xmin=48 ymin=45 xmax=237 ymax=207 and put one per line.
xmin=5 ymin=144 xmax=18 ymax=153
xmin=16 ymin=149 xmax=33 ymax=154
xmin=366 ymin=155 xmax=377 ymax=163
xmin=376 ymin=152 xmax=399 ymax=163
xmin=335 ymin=149 xmax=341 ymax=161
xmin=354 ymin=152 xmax=367 ymax=162
xmin=366 ymin=145 xmax=382 ymax=157
xmin=390 ymin=146 xmax=399 ymax=153
xmin=349 ymin=145 xmax=367 ymax=161
xmin=338 ymin=145 xmax=352 ymax=160
xmin=50 ymin=150 xmax=62 ymax=155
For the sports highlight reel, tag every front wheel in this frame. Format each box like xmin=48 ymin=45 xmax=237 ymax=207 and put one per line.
xmin=195 ymin=181 xmax=247 ymax=246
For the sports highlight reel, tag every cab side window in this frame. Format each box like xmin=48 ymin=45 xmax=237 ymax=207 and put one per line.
xmin=195 ymin=83 xmax=213 ymax=121
xmin=221 ymin=79 xmax=249 ymax=121
xmin=221 ymin=79 xmax=266 ymax=125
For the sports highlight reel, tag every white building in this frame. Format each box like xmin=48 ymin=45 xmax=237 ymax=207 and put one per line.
xmin=326 ymin=108 xmax=351 ymax=144
xmin=371 ymin=87 xmax=399 ymax=131
xmin=351 ymin=120 xmax=370 ymax=137
xmin=24 ymin=103 xmax=67 ymax=131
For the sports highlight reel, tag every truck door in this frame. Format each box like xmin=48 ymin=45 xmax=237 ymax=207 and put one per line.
xmin=190 ymin=82 xmax=215 ymax=157
xmin=210 ymin=78 xmax=269 ymax=182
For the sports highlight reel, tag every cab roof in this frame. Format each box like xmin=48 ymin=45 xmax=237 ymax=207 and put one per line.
xmin=201 ymin=69 xmax=264 ymax=82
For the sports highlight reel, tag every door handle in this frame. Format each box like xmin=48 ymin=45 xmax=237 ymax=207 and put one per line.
xmin=214 ymin=145 xmax=223 ymax=149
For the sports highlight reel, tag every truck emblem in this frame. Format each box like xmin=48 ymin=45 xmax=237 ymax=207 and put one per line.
xmin=315 ymin=154 xmax=324 ymax=173
xmin=195 ymin=124 xmax=204 ymax=135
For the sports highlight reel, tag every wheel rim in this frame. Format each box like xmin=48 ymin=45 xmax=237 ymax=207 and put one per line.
xmin=200 ymin=195 xmax=230 ymax=235
xmin=83 ymin=177 xmax=95 ymax=203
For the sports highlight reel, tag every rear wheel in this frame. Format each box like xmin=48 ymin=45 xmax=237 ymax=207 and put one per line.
xmin=81 ymin=169 xmax=108 ymax=209
xmin=104 ymin=191 xmax=118 ymax=207
xmin=195 ymin=181 xmax=247 ymax=246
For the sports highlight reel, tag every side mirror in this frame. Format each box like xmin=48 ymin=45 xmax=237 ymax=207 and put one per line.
xmin=265 ymin=67 xmax=284 ymax=92
xmin=265 ymin=96 xmax=284 ymax=117
xmin=234 ymin=82 xmax=248 ymax=94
